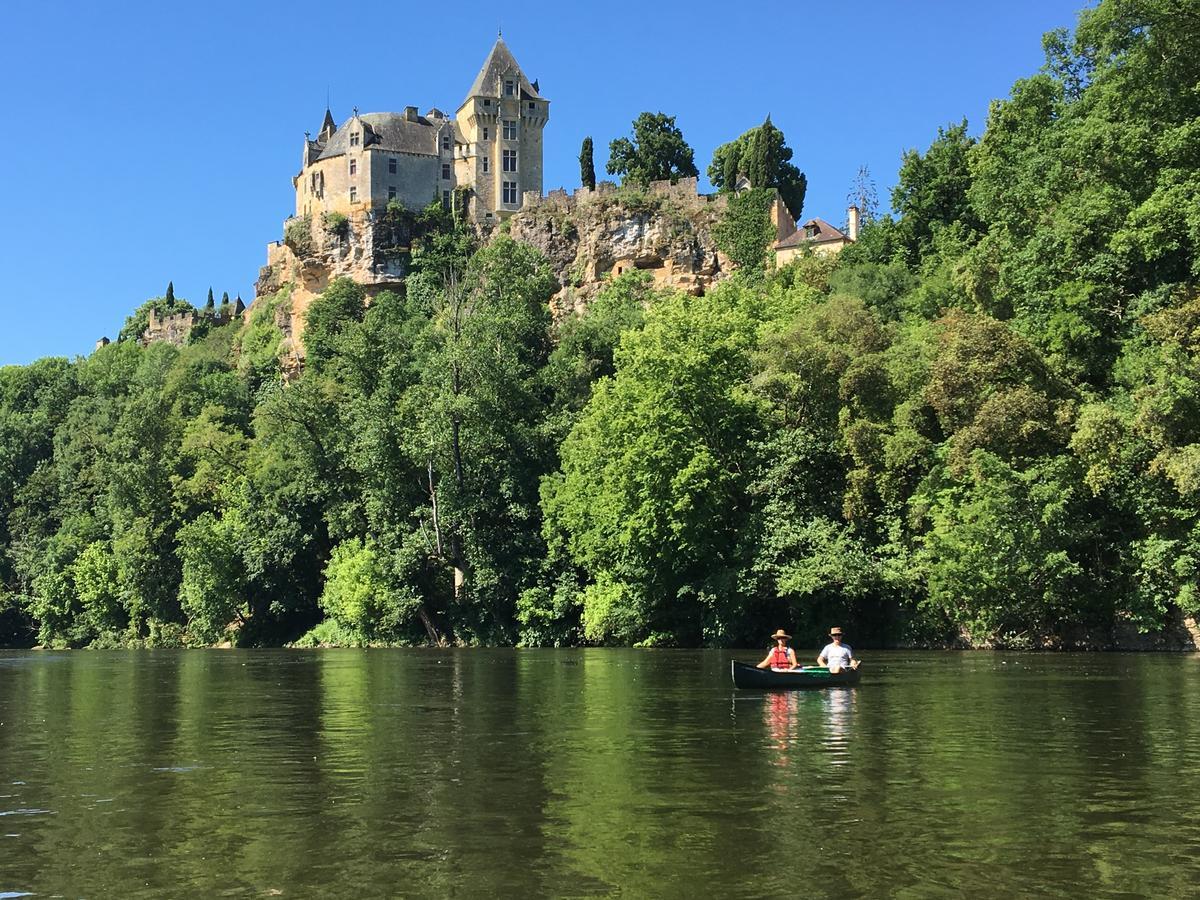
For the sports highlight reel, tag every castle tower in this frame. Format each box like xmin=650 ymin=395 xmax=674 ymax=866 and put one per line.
xmin=454 ymin=37 xmax=549 ymax=222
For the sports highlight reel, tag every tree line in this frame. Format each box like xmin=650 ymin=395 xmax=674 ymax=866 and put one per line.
xmin=1 ymin=0 xmax=1196 ymax=648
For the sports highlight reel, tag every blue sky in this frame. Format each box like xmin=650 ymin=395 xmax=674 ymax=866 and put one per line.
xmin=0 ymin=0 xmax=1088 ymax=365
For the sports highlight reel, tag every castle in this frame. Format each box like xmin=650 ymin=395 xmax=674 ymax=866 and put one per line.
xmin=295 ymin=36 xmax=548 ymax=224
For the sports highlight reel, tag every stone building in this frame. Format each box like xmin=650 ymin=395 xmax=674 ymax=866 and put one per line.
xmin=293 ymin=36 xmax=548 ymax=224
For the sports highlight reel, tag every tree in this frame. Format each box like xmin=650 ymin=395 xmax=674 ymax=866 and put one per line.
xmin=846 ymin=165 xmax=879 ymax=227
xmin=606 ymin=112 xmax=698 ymax=187
xmin=893 ymin=119 xmax=980 ymax=264
xmin=206 ymin=288 xmax=215 ymax=309
xmin=708 ymin=116 xmax=807 ymax=219
xmin=165 ymin=282 xmax=175 ymax=303
xmin=579 ymin=136 xmax=596 ymax=191
xmin=221 ymin=291 xmax=230 ymax=306
xmin=544 ymin=285 xmax=762 ymax=645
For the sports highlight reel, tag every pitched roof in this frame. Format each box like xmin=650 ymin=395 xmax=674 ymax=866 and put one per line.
xmin=317 ymin=112 xmax=439 ymax=160
xmin=777 ymin=217 xmax=850 ymax=248
xmin=463 ymin=38 xmax=542 ymax=101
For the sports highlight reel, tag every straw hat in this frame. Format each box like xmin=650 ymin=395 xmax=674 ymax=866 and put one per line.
xmin=770 ymin=629 xmax=791 ymax=641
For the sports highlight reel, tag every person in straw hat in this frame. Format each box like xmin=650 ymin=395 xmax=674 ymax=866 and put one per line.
xmin=756 ymin=629 xmax=798 ymax=670
xmin=817 ymin=627 xmax=860 ymax=673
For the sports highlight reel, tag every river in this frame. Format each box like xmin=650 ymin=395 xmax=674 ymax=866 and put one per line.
xmin=0 ymin=650 xmax=1198 ymax=897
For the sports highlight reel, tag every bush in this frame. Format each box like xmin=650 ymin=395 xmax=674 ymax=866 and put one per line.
xmin=322 ymin=211 xmax=349 ymax=238
xmin=284 ymin=216 xmax=313 ymax=254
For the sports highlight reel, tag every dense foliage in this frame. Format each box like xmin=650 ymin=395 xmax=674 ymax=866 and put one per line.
xmin=1 ymin=0 xmax=1197 ymax=648
xmin=709 ymin=116 xmax=808 ymax=220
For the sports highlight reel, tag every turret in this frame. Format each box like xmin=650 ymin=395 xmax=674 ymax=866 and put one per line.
xmin=319 ymin=107 xmax=336 ymax=142
xmin=455 ymin=37 xmax=549 ymax=220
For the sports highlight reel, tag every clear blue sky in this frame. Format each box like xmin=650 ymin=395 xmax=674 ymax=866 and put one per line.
xmin=0 ymin=0 xmax=1088 ymax=365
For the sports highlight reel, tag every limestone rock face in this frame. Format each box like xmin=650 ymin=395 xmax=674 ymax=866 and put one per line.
xmin=254 ymin=209 xmax=409 ymax=333
xmin=507 ymin=179 xmax=731 ymax=315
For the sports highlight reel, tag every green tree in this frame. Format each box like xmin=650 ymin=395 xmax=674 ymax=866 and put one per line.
xmin=708 ymin=116 xmax=808 ymax=219
xmin=544 ymin=284 xmax=761 ymax=645
xmin=579 ymin=136 xmax=596 ymax=190
xmin=606 ymin=112 xmax=698 ymax=186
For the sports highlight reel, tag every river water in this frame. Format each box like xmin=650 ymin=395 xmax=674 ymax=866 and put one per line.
xmin=0 ymin=649 xmax=1198 ymax=897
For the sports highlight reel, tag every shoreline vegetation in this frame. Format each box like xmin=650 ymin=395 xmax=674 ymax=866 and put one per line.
xmin=3 ymin=0 xmax=1199 ymax=652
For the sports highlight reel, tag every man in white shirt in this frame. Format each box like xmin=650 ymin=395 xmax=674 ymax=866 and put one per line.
xmin=817 ymin=627 xmax=859 ymax=673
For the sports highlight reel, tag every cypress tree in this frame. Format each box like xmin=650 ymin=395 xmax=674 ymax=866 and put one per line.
xmin=206 ymin=287 xmax=215 ymax=308
xmin=222 ymin=291 xmax=230 ymax=305
xmin=744 ymin=129 xmax=766 ymax=187
xmin=580 ymin=136 xmax=596 ymax=190
xmin=165 ymin=281 xmax=175 ymax=303
xmin=722 ymin=146 xmax=741 ymax=191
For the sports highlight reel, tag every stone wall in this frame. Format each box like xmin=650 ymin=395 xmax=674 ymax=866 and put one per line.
xmin=144 ymin=309 xmax=195 ymax=346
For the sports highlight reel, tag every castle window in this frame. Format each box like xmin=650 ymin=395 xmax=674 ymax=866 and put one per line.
xmin=483 ymin=99 xmax=491 ymax=107
xmin=388 ymin=186 xmax=397 ymax=200
xmin=442 ymin=134 xmax=451 ymax=151
xmin=528 ymin=102 xmax=535 ymax=110
xmin=349 ymin=159 xmax=356 ymax=176
xmin=350 ymin=132 xmax=359 ymax=147
xmin=504 ymin=80 xmax=515 ymax=96
xmin=442 ymin=163 xmax=451 ymax=180
xmin=502 ymin=149 xmax=518 ymax=173
xmin=482 ymin=156 xmax=489 ymax=173
xmin=442 ymin=190 xmax=451 ymax=210
xmin=503 ymin=120 xmax=517 ymax=140
xmin=483 ymin=127 xmax=489 ymax=140
xmin=388 ymin=157 xmax=397 ymax=174
xmin=350 ymin=186 xmax=357 ymax=202
xmin=503 ymin=181 xmax=518 ymax=205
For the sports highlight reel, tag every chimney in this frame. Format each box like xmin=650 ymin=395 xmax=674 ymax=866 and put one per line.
xmin=847 ymin=205 xmax=861 ymax=241
xmin=405 ymin=106 xmax=419 ymax=122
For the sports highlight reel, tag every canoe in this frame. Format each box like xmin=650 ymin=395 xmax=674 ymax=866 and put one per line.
xmin=731 ymin=660 xmax=862 ymax=689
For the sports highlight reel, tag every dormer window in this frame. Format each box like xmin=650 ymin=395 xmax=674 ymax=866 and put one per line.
xmin=504 ymin=79 xmax=515 ymax=96
xmin=804 ymin=224 xmax=818 ymax=239
xmin=350 ymin=132 xmax=359 ymax=147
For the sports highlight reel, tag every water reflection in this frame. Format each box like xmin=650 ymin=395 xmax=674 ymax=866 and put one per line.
xmin=0 ymin=651 xmax=1198 ymax=897
xmin=821 ymin=688 xmax=856 ymax=765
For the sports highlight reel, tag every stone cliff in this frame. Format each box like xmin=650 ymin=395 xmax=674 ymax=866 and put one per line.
xmin=507 ymin=178 xmax=732 ymax=315
xmin=251 ymin=178 xmax=735 ymax=356
xmin=254 ymin=207 xmax=413 ymax=331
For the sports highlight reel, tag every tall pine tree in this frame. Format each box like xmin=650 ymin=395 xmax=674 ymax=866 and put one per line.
xmin=580 ymin=137 xmax=596 ymax=191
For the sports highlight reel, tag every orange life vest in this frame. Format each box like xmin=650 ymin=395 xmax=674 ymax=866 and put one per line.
xmin=770 ymin=646 xmax=791 ymax=668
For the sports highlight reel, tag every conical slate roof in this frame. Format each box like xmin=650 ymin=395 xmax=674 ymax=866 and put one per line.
xmin=464 ymin=38 xmax=542 ymax=101
xmin=320 ymin=107 xmax=337 ymax=136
